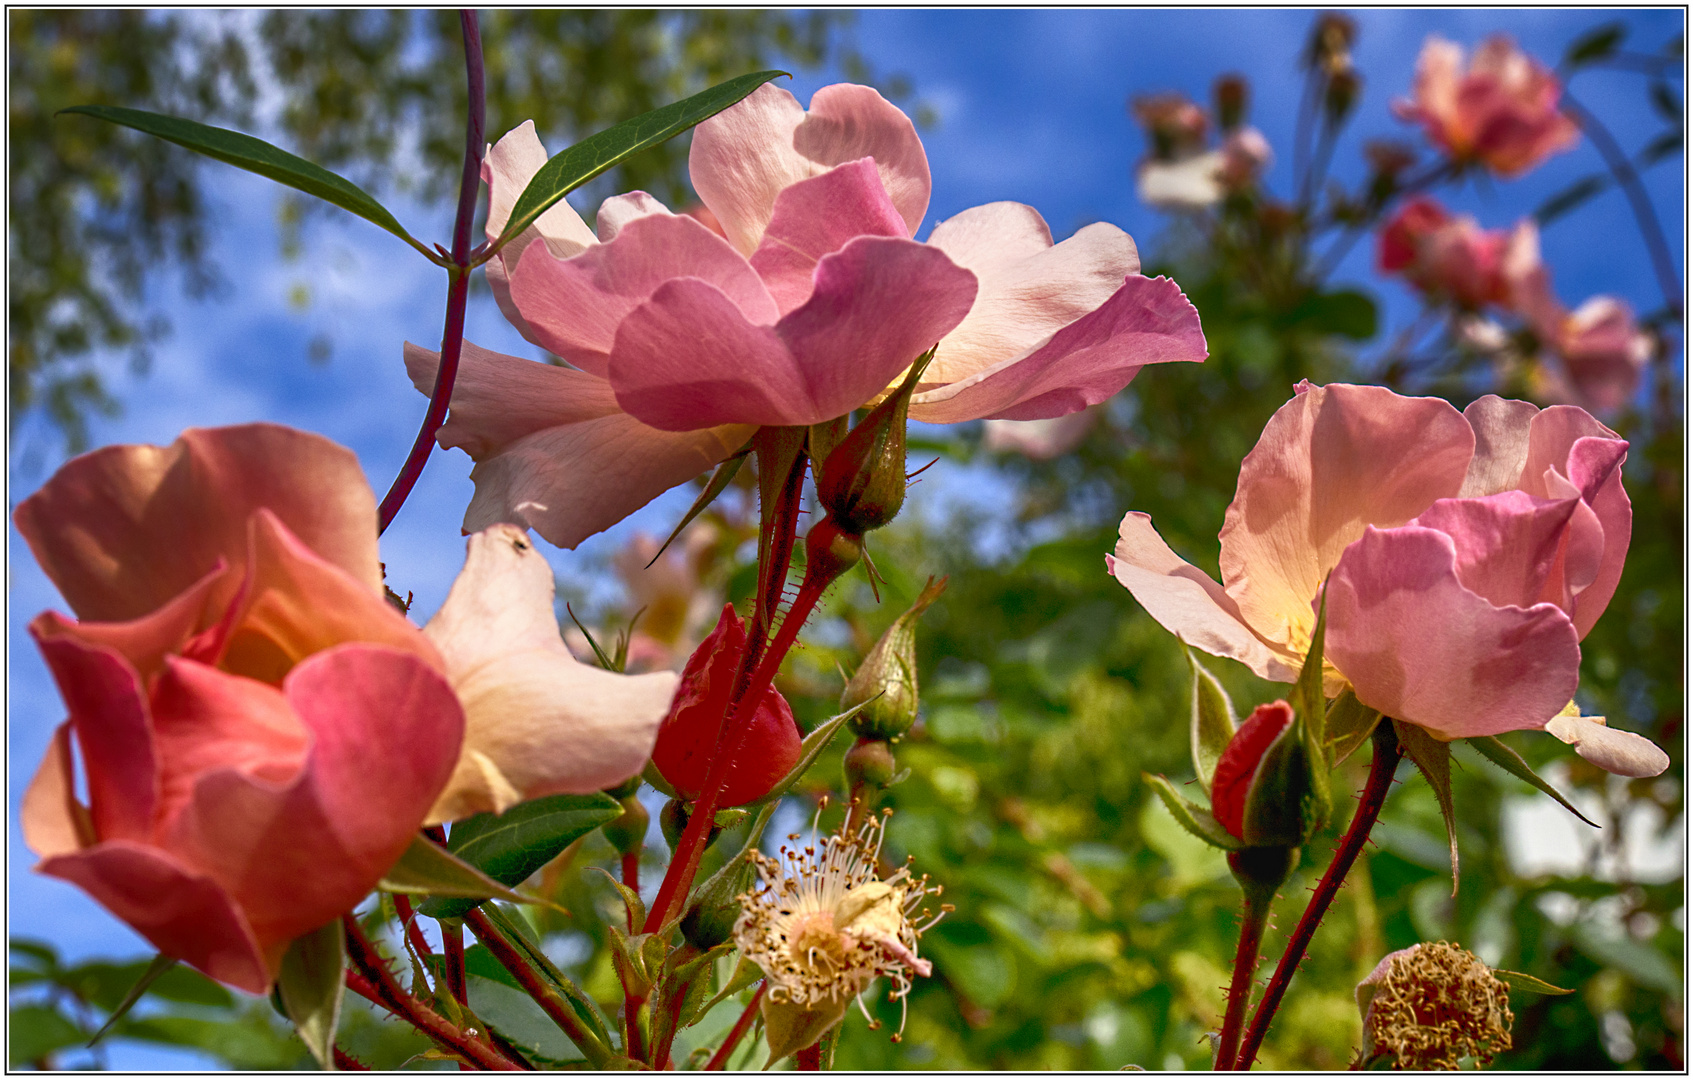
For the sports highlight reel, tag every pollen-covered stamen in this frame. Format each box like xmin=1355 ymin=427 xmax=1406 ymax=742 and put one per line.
xmin=733 ymin=809 xmax=944 ymax=1038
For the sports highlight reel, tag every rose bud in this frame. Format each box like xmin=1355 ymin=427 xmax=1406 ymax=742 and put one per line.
xmin=1209 ymin=700 xmax=1329 ymax=848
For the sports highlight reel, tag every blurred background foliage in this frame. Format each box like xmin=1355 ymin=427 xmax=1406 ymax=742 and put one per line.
xmin=8 ymin=10 xmax=1682 ymax=1073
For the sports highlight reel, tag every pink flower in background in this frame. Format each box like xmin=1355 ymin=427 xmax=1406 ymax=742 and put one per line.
xmin=15 ymin=425 xmax=463 ymax=992
xmin=1395 ymin=35 xmax=1579 ymax=177
xmin=1531 ymin=296 xmax=1654 ymax=415
xmin=420 ymin=83 xmax=1205 ymax=548
xmin=982 ymin=406 xmax=1102 ymax=461
xmin=1109 ymin=384 xmax=1663 ymax=773
xmin=610 ymin=524 xmax=723 ymax=672
xmin=1378 ymin=197 xmax=1544 ymax=309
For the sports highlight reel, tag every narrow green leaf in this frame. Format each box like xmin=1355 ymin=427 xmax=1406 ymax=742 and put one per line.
xmin=1143 ymin=773 xmax=1241 ymax=851
xmin=59 ymin=105 xmax=429 ymax=259
xmin=647 ymin=448 xmax=751 ymax=569
xmin=1492 ymin=969 xmax=1574 ymax=996
xmin=1535 ymin=174 xmax=1609 ymax=225
xmin=86 ymin=954 xmax=177 ymax=1047
xmin=378 ymin=833 xmax=539 ymax=903
xmin=1564 ymin=23 xmax=1626 ymax=68
xmin=1324 ymin=690 xmax=1383 ymax=768
xmin=687 ymin=955 xmax=765 ymax=1030
xmin=276 ymin=920 xmax=346 ymax=1071
xmin=481 ymin=904 xmax=615 ymax=1061
xmin=588 ymin=866 xmax=647 ymax=931
xmin=1393 ymin=720 xmax=1459 ymax=894
xmin=1294 ymin=586 xmax=1330 ymax=746
xmin=751 ymin=700 xmax=872 ymax=807
xmin=1465 ymin=735 xmax=1600 ymax=827
xmin=9 ymin=1005 xmax=86 ymax=1066
xmin=490 ymin=70 xmax=789 ymax=257
xmin=420 ymin=793 xmax=622 ymax=919
xmin=1639 ymin=127 xmax=1682 ymax=166
xmin=564 ymin=604 xmax=618 ymax=671
xmin=1181 ymin=639 xmax=1236 ymax=789
xmin=642 ymin=759 xmax=680 ymax=799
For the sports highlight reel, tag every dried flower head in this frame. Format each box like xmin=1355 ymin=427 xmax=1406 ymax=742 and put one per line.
xmin=734 ymin=803 xmax=949 ymax=1038
xmin=1356 ymin=941 xmax=1514 ymax=1070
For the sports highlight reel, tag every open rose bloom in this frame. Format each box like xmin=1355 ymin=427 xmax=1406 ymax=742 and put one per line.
xmin=16 ymin=424 xmax=674 ymax=991
xmin=1395 ymin=35 xmax=1579 ymax=176
xmin=1110 ymin=382 xmax=1667 ymax=777
xmin=411 ymin=81 xmax=1206 ymax=549
xmin=1377 ymin=196 xmax=1541 ymax=310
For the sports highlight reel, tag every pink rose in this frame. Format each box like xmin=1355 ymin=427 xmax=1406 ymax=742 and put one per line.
xmin=1109 ymin=384 xmax=1665 ymax=775
xmin=1394 ymin=35 xmax=1579 ymax=177
xmin=1378 ymin=197 xmax=1543 ymax=310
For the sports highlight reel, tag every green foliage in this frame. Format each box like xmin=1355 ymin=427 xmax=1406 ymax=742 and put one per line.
xmin=419 ymin=793 xmax=623 ymax=919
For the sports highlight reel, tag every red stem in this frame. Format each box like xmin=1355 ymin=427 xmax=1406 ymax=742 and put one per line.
xmin=333 ymin=1046 xmax=372 ymax=1070
xmin=342 ymin=914 xmax=523 ymax=1071
xmin=378 ymin=10 xmax=485 ymax=533
xmin=462 ymin=906 xmax=605 ymax=1066
xmin=443 ymin=921 xmax=468 ymax=1006
xmin=1231 ymin=721 xmax=1401 ymax=1069
xmin=706 ymin=983 xmax=766 ymax=1071
xmin=393 ymin=894 xmax=436 ymax=966
xmin=1214 ymin=886 xmax=1272 ymax=1070
xmin=796 ymin=1043 xmax=823 ymax=1070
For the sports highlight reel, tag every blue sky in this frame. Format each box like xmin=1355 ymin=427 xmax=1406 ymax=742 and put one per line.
xmin=7 ymin=8 xmax=1683 ymax=1067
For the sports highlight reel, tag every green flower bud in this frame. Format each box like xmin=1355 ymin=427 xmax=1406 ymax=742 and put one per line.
xmin=803 ymin=515 xmax=863 ymax=583
xmin=841 ymin=576 xmax=947 ymax=741
xmin=602 ymin=795 xmax=649 ymax=855
xmin=843 ymin=737 xmax=897 ymax=790
xmin=679 ymin=850 xmax=759 ymax=951
xmin=815 ymin=352 xmax=932 ymax=535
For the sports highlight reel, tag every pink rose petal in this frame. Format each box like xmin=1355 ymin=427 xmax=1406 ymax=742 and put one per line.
xmin=748 ymin=159 xmax=910 ymax=316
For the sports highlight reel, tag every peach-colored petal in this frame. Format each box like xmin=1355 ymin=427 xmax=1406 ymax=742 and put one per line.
xmin=28 ymin=566 xmax=233 ymax=687
xmin=29 ymin=620 xmax=157 ymax=843
xmin=423 ymin=526 xmax=678 ymax=822
xmin=748 ymin=159 xmax=910 ymax=316
xmin=1545 ymin=712 xmax=1669 ymax=778
xmin=924 ymin=203 xmax=1143 ymax=387
xmin=161 ymin=645 xmax=464 ymax=966
xmin=508 ymin=212 xmax=778 ymax=377
xmin=610 ymin=236 xmax=976 ymax=430
xmin=405 ymin=340 xmax=624 ymax=458
xmin=21 ymin=723 xmax=96 ymax=859
xmin=14 ymin=424 xmax=380 ymax=623
xmin=689 ymin=82 xmax=930 ymax=255
xmin=37 ymin=841 xmax=271 ymax=994
xmin=594 ymin=191 xmax=674 ymax=242
xmin=1218 ymin=383 xmax=1474 ymax=656
xmin=1458 ymin=394 xmax=1541 ymax=497
xmin=910 ymin=274 xmax=1206 ymax=424
xmin=1324 ymin=525 xmax=1581 ymax=739
xmin=215 ymin=510 xmax=441 ymax=685
xmin=1108 ymin=511 xmax=1300 ymax=683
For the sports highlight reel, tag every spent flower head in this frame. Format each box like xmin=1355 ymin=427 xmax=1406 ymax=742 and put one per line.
xmin=1356 ymin=941 xmax=1513 ymax=1070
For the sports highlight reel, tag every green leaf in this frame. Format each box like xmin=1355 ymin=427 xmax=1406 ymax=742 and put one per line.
xmin=420 ymin=793 xmax=622 ymax=919
xmin=277 ymin=920 xmax=346 ymax=1070
xmin=1294 ymin=586 xmax=1329 ymax=746
xmin=86 ymin=953 xmax=178 ymax=1047
xmin=1291 ymin=289 xmax=1378 ymax=340
xmin=761 ymin=994 xmax=848 ymax=1068
xmin=1639 ymin=128 xmax=1682 ymax=166
xmin=59 ymin=105 xmax=429 ymax=260
xmin=642 ymin=759 xmax=680 ymax=799
xmin=1143 ymin=773 xmax=1241 ymax=850
xmin=1492 ymin=969 xmax=1574 ymax=996
xmin=479 ymin=904 xmax=615 ymax=1063
xmin=1464 ymin=734 xmax=1599 ymax=827
xmin=646 ymin=448 xmax=752 ymax=569
xmin=1324 ymin=690 xmax=1382 ymax=768
xmin=1393 ymin=720 xmax=1459 ymax=894
xmin=489 ymin=70 xmax=789 ymax=257
xmin=9 ymin=1004 xmax=86 ymax=1066
xmin=1534 ymin=174 xmax=1609 ymax=226
xmin=1181 ymin=639 xmax=1236 ymax=789
xmin=1564 ymin=22 xmax=1626 ymax=68
xmin=115 ymin=1013 xmax=308 ymax=1069
xmin=9 ymin=938 xmax=60 ymax=974
xmin=1572 ymin=922 xmax=1683 ymax=996
xmin=379 ymin=833 xmax=541 ymax=903
xmin=751 ymin=699 xmax=873 ymax=807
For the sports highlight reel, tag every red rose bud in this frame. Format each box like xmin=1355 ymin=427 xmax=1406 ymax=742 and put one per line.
xmin=652 ymin=603 xmax=801 ymax=807
xmin=1210 ymin=700 xmax=1328 ymax=847
xmin=815 ymin=353 xmax=932 ymax=535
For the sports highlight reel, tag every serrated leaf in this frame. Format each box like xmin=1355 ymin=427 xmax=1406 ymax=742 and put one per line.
xmin=1464 ymin=735 xmax=1599 ymax=827
xmin=59 ymin=105 xmax=429 ymax=259
xmin=1181 ymin=639 xmax=1236 ymax=789
xmin=1393 ymin=720 xmax=1459 ymax=894
xmin=420 ymin=793 xmax=622 ymax=919
xmin=647 ymin=448 xmax=751 ymax=568
xmin=1492 ymin=969 xmax=1574 ymax=995
xmin=1143 ymin=773 xmax=1241 ymax=850
xmin=379 ymin=833 xmax=540 ymax=904
xmin=490 ymin=70 xmax=789 ymax=257
xmin=1535 ymin=174 xmax=1609 ymax=225
xmin=277 ymin=920 xmax=345 ymax=1070
xmin=751 ymin=700 xmax=873 ymax=807
xmin=1564 ymin=23 xmax=1626 ymax=68
xmin=85 ymin=953 xmax=177 ymax=1047
xmin=1325 ymin=690 xmax=1383 ymax=768
xmin=689 ymin=955 xmax=765 ymax=1031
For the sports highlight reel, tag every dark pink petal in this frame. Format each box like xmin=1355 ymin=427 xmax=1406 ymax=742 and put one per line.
xmin=38 ymin=841 xmax=270 ymax=993
xmin=28 ymin=565 xmax=231 ymax=686
xmin=1325 ymin=525 xmax=1581 ymax=739
xmin=611 ymin=235 xmax=976 ymax=430
xmin=1411 ymin=491 xmax=1580 ymax=611
xmin=21 ymin=723 xmax=95 ymax=859
xmin=910 ymin=274 xmax=1206 ymax=424
xmin=1558 ymin=435 xmax=1631 ymax=637
xmin=508 ymin=213 xmax=776 ymax=376
xmin=14 ymin=425 xmax=381 ymax=622
xmin=161 ymin=644 xmax=464 ymax=967
xmin=29 ymin=620 xmax=157 ymax=842
xmin=749 ymin=159 xmax=910 ymax=316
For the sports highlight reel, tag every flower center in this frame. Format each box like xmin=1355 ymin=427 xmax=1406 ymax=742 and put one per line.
xmin=788 ymin=911 xmax=848 ymax=975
